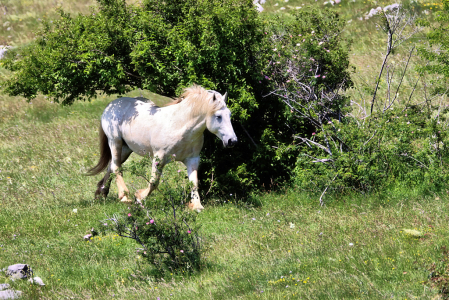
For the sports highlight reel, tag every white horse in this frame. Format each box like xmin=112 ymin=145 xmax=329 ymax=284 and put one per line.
xmin=87 ymin=85 xmax=237 ymax=211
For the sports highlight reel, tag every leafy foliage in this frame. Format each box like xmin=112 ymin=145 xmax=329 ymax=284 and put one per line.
xmin=1 ymin=0 xmax=354 ymax=197
xmin=417 ymin=0 xmax=449 ymax=94
xmin=295 ymin=106 xmax=449 ymax=195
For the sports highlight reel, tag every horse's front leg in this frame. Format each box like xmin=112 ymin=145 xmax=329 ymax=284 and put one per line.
xmin=109 ymin=140 xmax=131 ymax=204
xmin=184 ymin=157 xmax=204 ymax=212
xmin=135 ymin=158 xmax=163 ymax=203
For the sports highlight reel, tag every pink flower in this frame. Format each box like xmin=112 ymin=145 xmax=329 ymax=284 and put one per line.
xmin=322 ymin=76 xmax=326 ymax=78
xmin=315 ymin=75 xmax=321 ymax=78
xmin=146 ymin=222 xmax=149 ymax=225
xmin=312 ymin=132 xmax=316 ymax=135
xmin=128 ymin=213 xmax=132 ymax=217
xmin=187 ymin=230 xmax=191 ymax=234
xmin=178 ymin=170 xmax=181 ymax=173
xmin=180 ymin=250 xmax=184 ymax=253
xmin=150 ymin=219 xmax=154 ymax=224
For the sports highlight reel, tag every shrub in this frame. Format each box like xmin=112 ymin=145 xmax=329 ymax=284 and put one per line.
xmin=292 ymin=7 xmax=449 ymax=200
xmin=102 ymin=156 xmax=203 ymax=274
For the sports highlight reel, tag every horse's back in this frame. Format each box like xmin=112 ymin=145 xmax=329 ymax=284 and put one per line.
xmin=101 ymin=97 xmax=157 ymax=138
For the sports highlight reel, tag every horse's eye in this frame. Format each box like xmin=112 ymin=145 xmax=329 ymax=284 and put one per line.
xmin=216 ymin=116 xmax=222 ymax=120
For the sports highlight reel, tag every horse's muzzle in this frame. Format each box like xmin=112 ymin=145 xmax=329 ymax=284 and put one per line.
xmin=227 ymin=138 xmax=238 ymax=148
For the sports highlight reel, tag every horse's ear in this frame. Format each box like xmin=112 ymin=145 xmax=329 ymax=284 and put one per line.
xmin=223 ymin=92 xmax=228 ymax=103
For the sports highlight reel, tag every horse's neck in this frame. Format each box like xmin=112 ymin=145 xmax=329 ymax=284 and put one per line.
xmin=168 ymin=102 xmax=207 ymax=138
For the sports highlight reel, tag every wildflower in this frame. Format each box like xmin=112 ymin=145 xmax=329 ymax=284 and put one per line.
xmin=128 ymin=213 xmax=132 ymax=217
xmin=150 ymin=219 xmax=154 ymax=224
xmin=178 ymin=170 xmax=181 ymax=173
xmin=349 ymin=243 xmax=354 ymax=246
xmin=289 ymin=222 xmax=295 ymax=229
xmin=315 ymin=75 xmax=321 ymax=78
xmin=103 ymin=223 xmax=108 ymax=226
xmin=180 ymin=250 xmax=184 ymax=253
xmin=73 ymin=209 xmax=78 ymax=213
xmin=187 ymin=230 xmax=191 ymax=234
xmin=312 ymin=132 xmax=316 ymax=135
xmin=146 ymin=222 xmax=150 ymax=225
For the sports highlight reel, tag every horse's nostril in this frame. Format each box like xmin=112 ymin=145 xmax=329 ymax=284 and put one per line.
xmin=228 ymin=138 xmax=238 ymax=147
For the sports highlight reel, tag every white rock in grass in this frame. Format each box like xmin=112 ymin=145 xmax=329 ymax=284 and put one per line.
xmin=403 ymin=229 xmax=422 ymax=237
xmin=28 ymin=277 xmax=45 ymax=286
xmin=0 ymin=285 xmax=10 ymax=292
xmin=254 ymin=3 xmax=264 ymax=12
xmin=383 ymin=3 xmax=400 ymax=11
xmin=0 ymin=46 xmax=11 ymax=60
xmin=0 ymin=290 xmax=22 ymax=300
xmin=6 ymin=264 xmax=33 ymax=279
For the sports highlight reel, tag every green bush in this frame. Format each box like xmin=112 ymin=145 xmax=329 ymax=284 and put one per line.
xmin=294 ymin=105 xmax=449 ymax=196
xmin=1 ymin=1 xmax=354 ymax=197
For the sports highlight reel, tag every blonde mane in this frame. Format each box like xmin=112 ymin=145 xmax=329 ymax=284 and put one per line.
xmin=164 ymin=85 xmax=225 ymax=116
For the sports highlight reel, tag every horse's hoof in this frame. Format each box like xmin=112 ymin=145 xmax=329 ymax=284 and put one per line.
xmin=188 ymin=202 xmax=204 ymax=212
xmin=120 ymin=196 xmax=132 ymax=204
xmin=135 ymin=189 xmax=146 ymax=201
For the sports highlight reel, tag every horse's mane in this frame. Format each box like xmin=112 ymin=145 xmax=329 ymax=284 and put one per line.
xmin=163 ymin=85 xmax=225 ymax=116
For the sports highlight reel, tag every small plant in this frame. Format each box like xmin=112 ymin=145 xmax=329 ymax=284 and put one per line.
xmin=427 ymin=246 xmax=449 ymax=298
xmin=101 ymin=155 xmax=203 ymax=274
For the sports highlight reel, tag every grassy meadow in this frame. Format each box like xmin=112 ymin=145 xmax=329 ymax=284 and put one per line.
xmin=1 ymin=0 xmax=449 ymax=299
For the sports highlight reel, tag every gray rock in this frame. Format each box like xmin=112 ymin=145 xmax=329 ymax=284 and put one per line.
xmin=28 ymin=277 xmax=45 ymax=286
xmin=0 ymin=285 xmax=10 ymax=291
xmin=0 ymin=290 xmax=22 ymax=300
xmin=5 ymin=265 xmax=32 ymax=280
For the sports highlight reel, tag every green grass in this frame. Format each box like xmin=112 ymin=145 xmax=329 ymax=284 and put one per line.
xmin=1 ymin=0 xmax=449 ymax=298
xmin=0 ymin=93 xmax=448 ymax=299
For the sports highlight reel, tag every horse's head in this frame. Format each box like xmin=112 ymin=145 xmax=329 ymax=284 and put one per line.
xmin=206 ymin=91 xmax=238 ymax=148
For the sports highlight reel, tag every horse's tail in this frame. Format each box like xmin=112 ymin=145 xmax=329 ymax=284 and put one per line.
xmin=86 ymin=124 xmax=111 ymax=176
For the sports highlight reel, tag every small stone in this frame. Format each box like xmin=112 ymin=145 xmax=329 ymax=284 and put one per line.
xmin=28 ymin=277 xmax=45 ymax=286
xmin=0 ymin=284 xmax=10 ymax=291
xmin=0 ymin=290 xmax=22 ymax=300
xmin=6 ymin=264 xmax=32 ymax=279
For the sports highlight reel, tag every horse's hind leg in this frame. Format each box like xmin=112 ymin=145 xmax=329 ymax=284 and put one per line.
xmin=95 ymin=144 xmax=132 ymax=199
xmin=135 ymin=156 xmax=164 ymax=202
